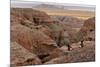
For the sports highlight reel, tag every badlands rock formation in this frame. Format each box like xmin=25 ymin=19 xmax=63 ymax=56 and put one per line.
xmin=11 ymin=8 xmax=95 ymax=66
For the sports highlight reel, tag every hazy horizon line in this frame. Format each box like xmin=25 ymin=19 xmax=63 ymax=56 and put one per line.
xmin=11 ymin=0 xmax=96 ymax=7
xmin=11 ymin=0 xmax=95 ymax=11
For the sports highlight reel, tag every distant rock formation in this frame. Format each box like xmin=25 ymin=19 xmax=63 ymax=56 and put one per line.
xmin=51 ymin=15 xmax=84 ymax=28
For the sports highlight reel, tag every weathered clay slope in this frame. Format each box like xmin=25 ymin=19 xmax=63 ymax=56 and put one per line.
xmin=11 ymin=8 xmax=54 ymax=25
xmin=11 ymin=8 xmax=68 ymax=65
xmin=83 ymin=17 xmax=95 ymax=31
xmin=11 ymin=42 xmax=42 ymax=66
xmin=11 ymin=24 xmax=58 ymax=56
xmin=69 ymin=17 xmax=95 ymax=43
xmin=51 ymin=15 xmax=84 ymax=28
xmin=80 ymin=17 xmax=95 ymax=41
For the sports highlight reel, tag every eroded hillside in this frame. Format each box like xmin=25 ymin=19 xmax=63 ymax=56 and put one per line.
xmin=10 ymin=8 xmax=95 ymax=66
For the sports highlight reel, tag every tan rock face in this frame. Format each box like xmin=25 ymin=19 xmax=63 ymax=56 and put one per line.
xmin=83 ymin=17 xmax=95 ymax=31
xmin=80 ymin=17 xmax=95 ymax=41
xmin=11 ymin=8 xmax=69 ymax=65
xmin=69 ymin=17 xmax=95 ymax=43
xmin=11 ymin=24 xmax=57 ymax=56
xmin=10 ymin=42 xmax=42 ymax=66
xmin=11 ymin=8 xmax=52 ymax=26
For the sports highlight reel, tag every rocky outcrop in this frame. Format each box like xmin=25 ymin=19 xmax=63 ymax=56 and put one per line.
xmin=79 ymin=17 xmax=95 ymax=41
xmin=11 ymin=24 xmax=58 ymax=57
xmin=51 ymin=16 xmax=84 ymax=28
xmin=10 ymin=42 xmax=42 ymax=66
xmin=83 ymin=17 xmax=95 ymax=31
xmin=11 ymin=8 xmax=54 ymax=26
xmin=11 ymin=8 xmax=68 ymax=65
xmin=59 ymin=17 xmax=95 ymax=50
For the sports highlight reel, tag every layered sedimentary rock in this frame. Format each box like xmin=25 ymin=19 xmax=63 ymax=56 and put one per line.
xmin=11 ymin=42 xmax=42 ymax=66
xmin=11 ymin=24 xmax=58 ymax=56
xmin=11 ymin=7 xmax=95 ymax=66
xmin=11 ymin=8 xmax=54 ymax=25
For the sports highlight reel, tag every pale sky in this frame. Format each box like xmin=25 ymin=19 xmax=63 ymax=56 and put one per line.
xmin=12 ymin=0 xmax=96 ymax=5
